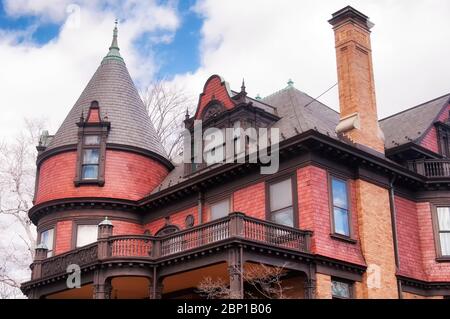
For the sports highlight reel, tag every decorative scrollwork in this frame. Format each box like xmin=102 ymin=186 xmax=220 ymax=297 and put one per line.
xmin=41 ymin=244 xmax=98 ymax=278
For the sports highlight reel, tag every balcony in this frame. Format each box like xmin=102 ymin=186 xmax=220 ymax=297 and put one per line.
xmin=407 ymin=159 xmax=450 ymax=178
xmin=32 ymin=213 xmax=312 ymax=281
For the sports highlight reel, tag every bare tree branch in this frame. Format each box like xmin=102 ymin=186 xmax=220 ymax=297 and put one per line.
xmin=141 ymin=79 xmax=195 ymax=160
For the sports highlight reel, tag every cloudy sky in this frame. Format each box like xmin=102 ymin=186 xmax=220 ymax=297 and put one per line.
xmin=0 ymin=0 xmax=449 ymax=140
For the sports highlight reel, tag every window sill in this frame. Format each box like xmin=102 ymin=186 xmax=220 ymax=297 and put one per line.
xmin=74 ymin=179 xmax=105 ymax=187
xmin=435 ymin=257 xmax=450 ymax=262
xmin=330 ymin=233 xmax=357 ymax=244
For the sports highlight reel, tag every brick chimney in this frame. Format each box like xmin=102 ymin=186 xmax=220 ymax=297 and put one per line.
xmin=329 ymin=6 xmax=385 ymax=154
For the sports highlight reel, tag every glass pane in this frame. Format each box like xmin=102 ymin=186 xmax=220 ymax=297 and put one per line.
xmin=270 ymin=179 xmax=292 ymax=211
xmin=440 ymin=233 xmax=450 ymax=256
xmin=82 ymin=165 xmax=98 ymax=179
xmin=40 ymin=228 xmax=54 ymax=257
xmin=332 ymin=178 xmax=348 ymax=209
xmin=334 ymin=207 xmax=350 ymax=236
xmin=40 ymin=229 xmax=54 ymax=251
xmin=437 ymin=207 xmax=450 ymax=231
xmin=84 ymin=135 xmax=100 ymax=145
xmin=331 ymin=280 xmax=351 ymax=298
xmin=211 ymin=199 xmax=230 ymax=220
xmin=76 ymin=225 xmax=98 ymax=247
xmin=271 ymin=207 xmax=294 ymax=227
xmin=83 ymin=149 xmax=99 ymax=164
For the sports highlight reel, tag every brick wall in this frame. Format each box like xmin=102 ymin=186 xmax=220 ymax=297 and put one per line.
xmin=297 ymin=166 xmax=366 ymax=266
xmin=194 ymin=75 xmax=235 ymax=119
xmin=420 ymin=104 xmax=450 ymax=153
xmin=316 ymin=273 xmax=332 ymax=299
xmin=354 ymin=179 xmax=398 ymax=298
xmin=35 ymin=150 xmax=169 ymax=204
xmin=54 ymin=220 xmax=73 ymax=255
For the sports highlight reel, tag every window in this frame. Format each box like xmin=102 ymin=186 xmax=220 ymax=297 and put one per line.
xmin=81 ymin=136 xmax=100 ymax=180
xmin=210 ymin=198 xmax=230 ymax=221
xmin=269 ymin=178 xmax=294 ymax=227
xmin=331 ymin=279 xmax=352 ymax=299
xmin=40 ymin=228 xmax=54 ymax=257
xmin=436 ymin=207 xmax=450 ymax=256
xmin=74 ymin=101 xmax=110 ymax=186
xmin=76 ymin=225 xmax=98 ymax=248
xmin=330 ymin=177 xmax=351 ymax=237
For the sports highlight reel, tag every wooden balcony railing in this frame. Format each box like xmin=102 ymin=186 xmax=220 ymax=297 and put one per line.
xmin=32 ymin=213 xmax=312 ymax=280
xmin=407 ymin=159 xmax=450 ymax=178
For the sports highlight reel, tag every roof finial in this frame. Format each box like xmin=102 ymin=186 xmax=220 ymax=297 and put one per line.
xmin=185 ymin=108 xmax=190 ymax=120
xmin=255 ymin=94 xmax=262 ymax=100
xmin=287 ymin=79 xmax=294 ymax=88
xmin=103 ymin=19 xmax=123 ymax=62
xmin=241 ymin=78 xmax=246 ymax=93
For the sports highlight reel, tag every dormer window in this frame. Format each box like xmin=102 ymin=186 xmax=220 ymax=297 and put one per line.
xmin=81 ymin=136 xmax=101 ymax=180
xmin=74 ymin=101 xmax=110 ymax=186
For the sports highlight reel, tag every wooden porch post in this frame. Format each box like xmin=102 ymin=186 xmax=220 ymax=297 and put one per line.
xmin=228 ymin=246 xmax=243 ymax=298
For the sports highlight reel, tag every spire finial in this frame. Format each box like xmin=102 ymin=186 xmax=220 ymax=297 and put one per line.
xmin=287 ymin=79 xmax=294 ymax=87
xmin=185 ymin=108 xmax=190 ymax=120
xmin=241 ymin=78 xmax=246 ymax=93
xmin=103 ymin=19 xmax=123 ymax=63
xmin=255 ymin=94 xmax=262 ymax=100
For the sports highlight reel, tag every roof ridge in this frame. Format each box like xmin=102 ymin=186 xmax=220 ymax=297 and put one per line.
xmin=379 ymin=93 xmax=450 ymax=122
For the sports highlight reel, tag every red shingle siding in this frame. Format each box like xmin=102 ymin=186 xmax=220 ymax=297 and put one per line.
xmin=395 ymin=196 xmax=426 ymax=280
xmin=54 ymin=220 xmax=73 ymax=255
xmin=35 ymin=150 xmax=169 ymax=204
xmin=420 ymin=104 xmax=450 ymax=153
xmin=195 ymin=75 xmax=235 ymax=119
xmin=233 ymin=182 xmax=266 ymax=220
xmin=112 ymin=221 xmax=144 ymax=236
xmin=297 ymin=166 xmax=365 ymax=266
xmin=416 ymin=202 xmax=450 ymax=281
xmin=145 ymin=206 xmax=198 ymax=235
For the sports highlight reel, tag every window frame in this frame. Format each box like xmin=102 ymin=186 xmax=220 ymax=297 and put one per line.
xmin=74 ymin=102 xmax=110 ymax=187
xmin=209 ymin=197 xmax=231 ymax=222
xmin=265 ymin=173 xmax=299 ymax=228
xmin=331 ymin=277 xmax=354 ymax=299
xmin=328 ymin=174 xmax=353 ymax=240
xmin=37 ymin=225 xmax=56 ymax=258
xmin=431 ymin=205 xmax=450 ymax=261
xmin=72 ymin=219 xmax=100 ymax=249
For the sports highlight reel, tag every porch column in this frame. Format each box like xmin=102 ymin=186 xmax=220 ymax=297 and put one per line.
xmin=228 ymin=247 xmax=243 ymax=298
xmin=93 ymin=269 xmax=112 ymax=299
xmin=149 ymin=267 xmax=163 ymax=299
xmin=304 ymin=278 xmax=317 ymax=299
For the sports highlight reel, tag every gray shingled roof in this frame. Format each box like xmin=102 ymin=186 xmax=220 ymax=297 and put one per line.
xmin=263 ymin=86 xmax=340 ymax=139
xmin=380 ymin=94 xmax=450 ymax=149
xmin=45 ymin=56 xmax=167 ymax=159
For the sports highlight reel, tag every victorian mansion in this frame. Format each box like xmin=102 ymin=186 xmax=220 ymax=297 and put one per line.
xmin=21 ymin=6 xmax=450 ymax=299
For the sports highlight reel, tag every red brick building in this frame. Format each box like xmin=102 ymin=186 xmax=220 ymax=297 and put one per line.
xmin=21 ymin=6 xmax=450 ymax=299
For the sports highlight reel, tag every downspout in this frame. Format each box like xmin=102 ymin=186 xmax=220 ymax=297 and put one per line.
xmin=388 ymin=175 xmax=402 ymax=299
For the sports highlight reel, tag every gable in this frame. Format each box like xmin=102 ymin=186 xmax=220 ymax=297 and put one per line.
xmin=193 ymin=75 xmax=236 ymax=120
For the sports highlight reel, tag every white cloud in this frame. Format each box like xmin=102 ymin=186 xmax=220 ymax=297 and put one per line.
xmin=174 ymin=0 xmax=450 ymax=120
xmin=0 ymin=0 xmax=179 ymax=140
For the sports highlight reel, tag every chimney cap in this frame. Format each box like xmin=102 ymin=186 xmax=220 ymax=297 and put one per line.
xmin=328 ymin=6 xmax=374 ymax=30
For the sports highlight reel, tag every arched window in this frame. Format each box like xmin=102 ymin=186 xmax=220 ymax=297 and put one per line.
xmin=155 ymin=225 xmax=179 ymax=237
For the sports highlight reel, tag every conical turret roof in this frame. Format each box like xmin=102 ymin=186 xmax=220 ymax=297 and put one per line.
xmin=45 ymin=23 xmax=168 ymax=161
